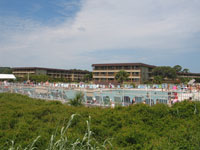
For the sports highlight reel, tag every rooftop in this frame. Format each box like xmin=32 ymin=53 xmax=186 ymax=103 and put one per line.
xmin=177 ymin=72 xmax=200 ymax=76
xmin=12 ymin=67 xmax=90 ymax=73
xmin=92 ymin=63 xmax=156 ymax=68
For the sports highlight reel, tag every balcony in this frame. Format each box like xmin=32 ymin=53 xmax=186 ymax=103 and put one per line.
xmin=93 ymin=75 xmax=115 ymax=78
xmin=13 ymin=71 xmax=35 ymax=74
xmin=93 ymin=70 xmax=141 ymax=73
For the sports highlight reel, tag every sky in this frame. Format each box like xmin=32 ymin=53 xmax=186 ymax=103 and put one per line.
xmin=0 ymin=0 xmax=200 ymax=72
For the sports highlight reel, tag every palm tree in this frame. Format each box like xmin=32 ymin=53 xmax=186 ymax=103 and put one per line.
xmin=115 ymin=70 xmax=129 ymax=85
xmin=69 ymin=92 xmax=84 ymax=106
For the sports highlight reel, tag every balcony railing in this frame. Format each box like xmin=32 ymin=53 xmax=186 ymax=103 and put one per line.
xmin=93 ymin=70 xmax=141 ymax=72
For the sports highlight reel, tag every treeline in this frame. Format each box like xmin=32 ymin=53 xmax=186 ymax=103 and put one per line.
xmin=0 ymin=67 xmax=12 ymax=74
xmin=1 ymin=93 xmax=200 ymax=149
xmin=114 ymin=65 xmax=195 ymax=85
xmin=150 ymin=65 xmax=193 ymax=84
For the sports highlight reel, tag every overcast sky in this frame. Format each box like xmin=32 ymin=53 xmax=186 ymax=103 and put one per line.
xmin=0 ymin=0 xmax=200 ymax=72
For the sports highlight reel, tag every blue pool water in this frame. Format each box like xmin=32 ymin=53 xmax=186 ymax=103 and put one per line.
xmin=7 ymin=86 xmax=171 ymax=105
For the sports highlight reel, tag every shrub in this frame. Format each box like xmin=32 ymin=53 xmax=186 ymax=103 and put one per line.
xmin=1 ymin=93 xmax=200 ymax=149
xmin=69 ymin=92 xmax=84 ymax=106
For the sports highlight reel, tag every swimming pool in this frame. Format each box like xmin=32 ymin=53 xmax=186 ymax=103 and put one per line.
xmin=2 ymin=84 xmax=195 ymax=106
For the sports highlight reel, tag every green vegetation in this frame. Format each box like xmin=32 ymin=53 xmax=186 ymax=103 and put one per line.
xmin=83 ymin=73 xmax=93 ymax=83
xmin=28 ymin=74 xmax=51 ymax=82
xmin=151 ymin=65 xmax=193 ymax=84
xmin=173 ymin=65 xmax=182 ymax=73
xmin=182 ymin=68 xmax=190 ymax=73
xmin=1 ymin=93 xmax=200 ymax=149
xmin=17 ymin=74 xmax=70 ymax=83
xmin=152 ymin=66 xmax=177 ymax=80
xmin=173 ymin=65 xmax=190 ymax=73
xmin=0 ymin=67 xmax=12 ymax=74
xmin=178 ymin=77 xmax=192 ymax=84
xmin=17 ymin=73 xmax=92 ymax=83
xmin=153 ymin=76 xmax=163 ymax=84
xmin=8 ymin=114 xmax=110 ymax=150
xmin=195 ymin=78 xmax=200 ymax=83
xmin=69 ymin=92 xmax=84 ymax=106
xmin=115 ymin=70 xmax=129 ymax=85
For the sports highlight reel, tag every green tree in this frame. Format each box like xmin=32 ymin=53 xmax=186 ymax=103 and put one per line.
xmin=0 ymin=67 xmax=12 ymax=74
xmin=182 ymin=68 xmax=190 ymax=73
xmin=24 ymin=74 xmax=51 ymax=83
xmin=178 ymin=77 xmax=191 ymax=84
xmin=153 ymin=76 xmax=163 ymax=84
xmin=83 ymin=73 xmax=93 ymax=83
xmin=152 ymin=66 xmax=177 ymax=80
xmin=115 ymin=70 xmax=129 ymax=84
xmin=173 ymin=65 xmax=182 ymax=73
xmin=195 ymin=78 xmax=200 ymax=83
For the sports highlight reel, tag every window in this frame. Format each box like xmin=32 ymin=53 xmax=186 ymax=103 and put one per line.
xmin=133 ymin=72 xmax=140 ymax=76
xmin=133 ymin=66 xmax=139 ymax=70
xmin=108 ymin=66 xmax=115 ymax=70
xmin=100 ymin=72 xmax=106 ymax=75
xmin=133 ymin=78 xmax=140 ymax=82
xmin=108 ymin=78 xmax=114 ymax=81
xmin=124 ymin=66 xmax=131 ymax=70
xmin=108 ymin=72 xmax=114 ymax=76
xmin=116 ymin=66 xmax=122 ymax=70
xmin=93 ymin=73 xmax=99 ymax=76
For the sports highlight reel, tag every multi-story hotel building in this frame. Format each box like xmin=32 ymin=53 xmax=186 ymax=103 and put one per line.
xmin=12 ymin=67 xmax=90 ymax=82
xmin=92 ymin=63 xmax=156 ymax=84
xmin=177 ymin=72 xmax=200 ymax=79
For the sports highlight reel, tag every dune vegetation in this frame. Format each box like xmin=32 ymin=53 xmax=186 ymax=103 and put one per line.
xmin=0 ymin=93 xmax=200 ymax=149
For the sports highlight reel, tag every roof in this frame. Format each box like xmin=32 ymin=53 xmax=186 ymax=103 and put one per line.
xmin=0 ymin=74 xmax=16 ymax=80
xmin=177 ymin=72 xmax=200 ymax=76
xmin=12 ymin=67 xmax=90 ymax=73
xmin=92 ymin=63 xmax=156 ymax=68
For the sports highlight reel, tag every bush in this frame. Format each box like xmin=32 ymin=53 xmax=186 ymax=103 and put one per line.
xmin=1 ymin=93 xmax=200 ymax=149
xmin=69 ymin=92 xmax=84 ymax=106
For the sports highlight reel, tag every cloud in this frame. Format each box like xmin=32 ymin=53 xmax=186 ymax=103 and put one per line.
xmin=0 ymin=0 xmax=200 ymax=71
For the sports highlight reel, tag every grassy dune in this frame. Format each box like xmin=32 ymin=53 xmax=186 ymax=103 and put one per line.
xmin=0 ymin=93 xmax=200 ymax=149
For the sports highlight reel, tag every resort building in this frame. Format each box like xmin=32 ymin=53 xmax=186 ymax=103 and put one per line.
xmin=177 ymin=72 xmax=200 ymax=79
xmin=12 ymin=67 xmax=90 ymax=82
xmin=177 ymin=72 xmax=200 ymax=83
xmin=92 ymin=63 xmax=156 ymax=84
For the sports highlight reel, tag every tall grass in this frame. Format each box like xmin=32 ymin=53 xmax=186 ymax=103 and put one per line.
xmin=8 ymin=114 xmax=112 ymax=150
xmin=8 ymin=136 xmax=40 ymax=150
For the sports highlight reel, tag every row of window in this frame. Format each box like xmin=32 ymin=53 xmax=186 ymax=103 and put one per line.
xmin=93 ymin=72 xmax=140 ymax=76
xmin=93 ymin=66 xmax=140 ymax=70
xmin=94 ymin=78 xmax=140 ymax=81
xmin=48 ymin=71 xmax=86 ymax=74
xmin=49 ymin=75 xmax=84 ymax=78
